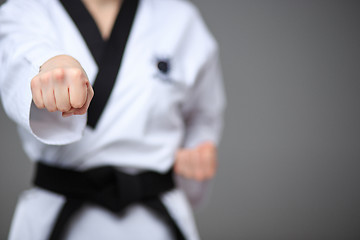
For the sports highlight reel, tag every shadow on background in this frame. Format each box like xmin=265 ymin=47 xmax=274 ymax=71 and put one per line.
xmin=1 ymin=0 xmax=360 ymax=239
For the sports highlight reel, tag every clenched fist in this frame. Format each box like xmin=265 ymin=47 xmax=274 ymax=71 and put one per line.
xmin=174 ymin=142 xmax=217 ymax=181
xmin=30 ymin=55 xmax=94 ymax=117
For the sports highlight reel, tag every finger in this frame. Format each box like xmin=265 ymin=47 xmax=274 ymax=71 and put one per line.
xmin=199 ymin=143 xmax=217 ymax=179
xmin=68 ymin=68 xmax=87 ymax=109
xmin=179 ymin=151 xmax=191 ymax=178
xmin=179 ymin=150 xmax=192 ymax=178
xmin=62 ymin=82 xmax=93 ymax=117
xmin=30 ymin=76 xmax=45 ymax=109
xmin=193 ymin=148 xmax=206 ymax=181
xmin=174 ymin=150 xmax=183 ymax=174
xmin=53 ymin=69 xmax=71 ymax=112
xmin=72 ymin=82 xmax=93 ymax=115
xmin=188 ymin=149 xmax=198 ymax=179
xmin=40 ymin=72 xmax=57 ymax=112
xmin=187 ymin=150 xmax=199 ymax=179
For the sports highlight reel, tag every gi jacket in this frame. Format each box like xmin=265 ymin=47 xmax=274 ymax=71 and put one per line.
xmin=0 ymin=0 xmax=226 ymax=239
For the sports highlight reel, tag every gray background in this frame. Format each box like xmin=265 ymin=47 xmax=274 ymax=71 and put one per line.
xmin=1 ymin=0 xmax=360 ymax=239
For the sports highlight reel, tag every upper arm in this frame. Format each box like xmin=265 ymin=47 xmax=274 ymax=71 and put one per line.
xmin=179 ymin=5 xmax=226 ymax=148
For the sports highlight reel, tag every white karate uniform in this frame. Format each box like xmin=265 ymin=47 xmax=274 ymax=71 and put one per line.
xmin=0 ymin=0 xmax=226 ymax=239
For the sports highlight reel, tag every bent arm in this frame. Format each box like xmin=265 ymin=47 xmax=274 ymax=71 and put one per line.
xmin=176 ymin=47 xmax=226 ymax=207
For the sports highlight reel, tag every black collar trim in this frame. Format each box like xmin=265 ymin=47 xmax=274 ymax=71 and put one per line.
xmin=60 ymin=0 xmax=140 ymax=128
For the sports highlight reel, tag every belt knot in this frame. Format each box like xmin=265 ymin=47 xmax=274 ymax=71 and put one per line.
xmin=84 ymin=167 xmax=143 ymax=212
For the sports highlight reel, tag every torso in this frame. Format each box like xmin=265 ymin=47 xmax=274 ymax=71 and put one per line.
xmin=5 ymin=0 xmax=218 ymax=238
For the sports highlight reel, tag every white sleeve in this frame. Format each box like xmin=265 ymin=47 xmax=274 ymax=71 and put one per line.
xmin=176 ymin=6 xmax=226 ymax=208
xmin=176 ymin=50 xmax=226 ymax=208
xmin=181 ymin=49 xmax=226 ymax=149
xmin=0 ymin=0 xmax=86 ymax=145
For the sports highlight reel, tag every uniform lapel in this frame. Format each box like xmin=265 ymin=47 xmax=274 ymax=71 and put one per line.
xmin=60 ymin=0 xmax=140 ymax=128
xmin=60 ymin=0 xmax=104 ymax=66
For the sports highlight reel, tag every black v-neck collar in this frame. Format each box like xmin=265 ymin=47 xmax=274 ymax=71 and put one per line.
xmin=60 ymin=0 xmax=140 ymax=128
xmin=60 ymin=0 xmax=105 ymax=65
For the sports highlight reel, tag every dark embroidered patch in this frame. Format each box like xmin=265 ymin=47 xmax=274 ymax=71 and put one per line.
xmin=154 ymin=57 xmax=173 ymax=83
xmin=157 ymin=60 xmax=170 ymax=74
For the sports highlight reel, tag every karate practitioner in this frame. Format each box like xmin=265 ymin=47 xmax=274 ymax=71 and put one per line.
xmin=0 ymin=0 xmax=225 ymax=239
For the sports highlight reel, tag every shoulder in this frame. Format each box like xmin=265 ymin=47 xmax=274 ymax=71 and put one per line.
xmin=147 ymin=0 xmax=219 ymax=82
xmin=0 ymin=0 xmax=49 ymax=8
xmin=149 ymin=0 xmax=205 ymax=31
xmin=149 ymin=0 xmax=217 ymax=50
xmin=0 ymin=0 xmax=52 ymax=18
xmin=151 ymin=0 xmax=200 ymax=17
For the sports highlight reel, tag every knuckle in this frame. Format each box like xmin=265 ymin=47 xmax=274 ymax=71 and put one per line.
xmin=54 ymin=74 xmax=64 ymax=83
xmin=75 ymin=68 xmax=82 ymax=76
xmin=71 ymin=68 xmax=83 ymax=79
xmin=53 ymin=68 xmax=64 ymax=81
xmin=55 ymin=68 xmax=64 ymax=76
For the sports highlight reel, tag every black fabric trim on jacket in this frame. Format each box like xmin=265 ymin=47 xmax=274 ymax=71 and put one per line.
xmin=60 ymin=0 xmax=139 ymax=128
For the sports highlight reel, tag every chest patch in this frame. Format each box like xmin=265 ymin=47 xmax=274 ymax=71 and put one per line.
xmin=153 ymin=57 xmax=175 ymax=84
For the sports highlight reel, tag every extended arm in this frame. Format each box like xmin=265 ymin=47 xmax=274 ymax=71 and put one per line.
xmin=0 ymin=0 xmax=91 ymax=145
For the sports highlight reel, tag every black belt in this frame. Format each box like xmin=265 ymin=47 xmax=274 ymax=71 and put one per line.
xmin=33 ymin=162 xmax=186 ymax=240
